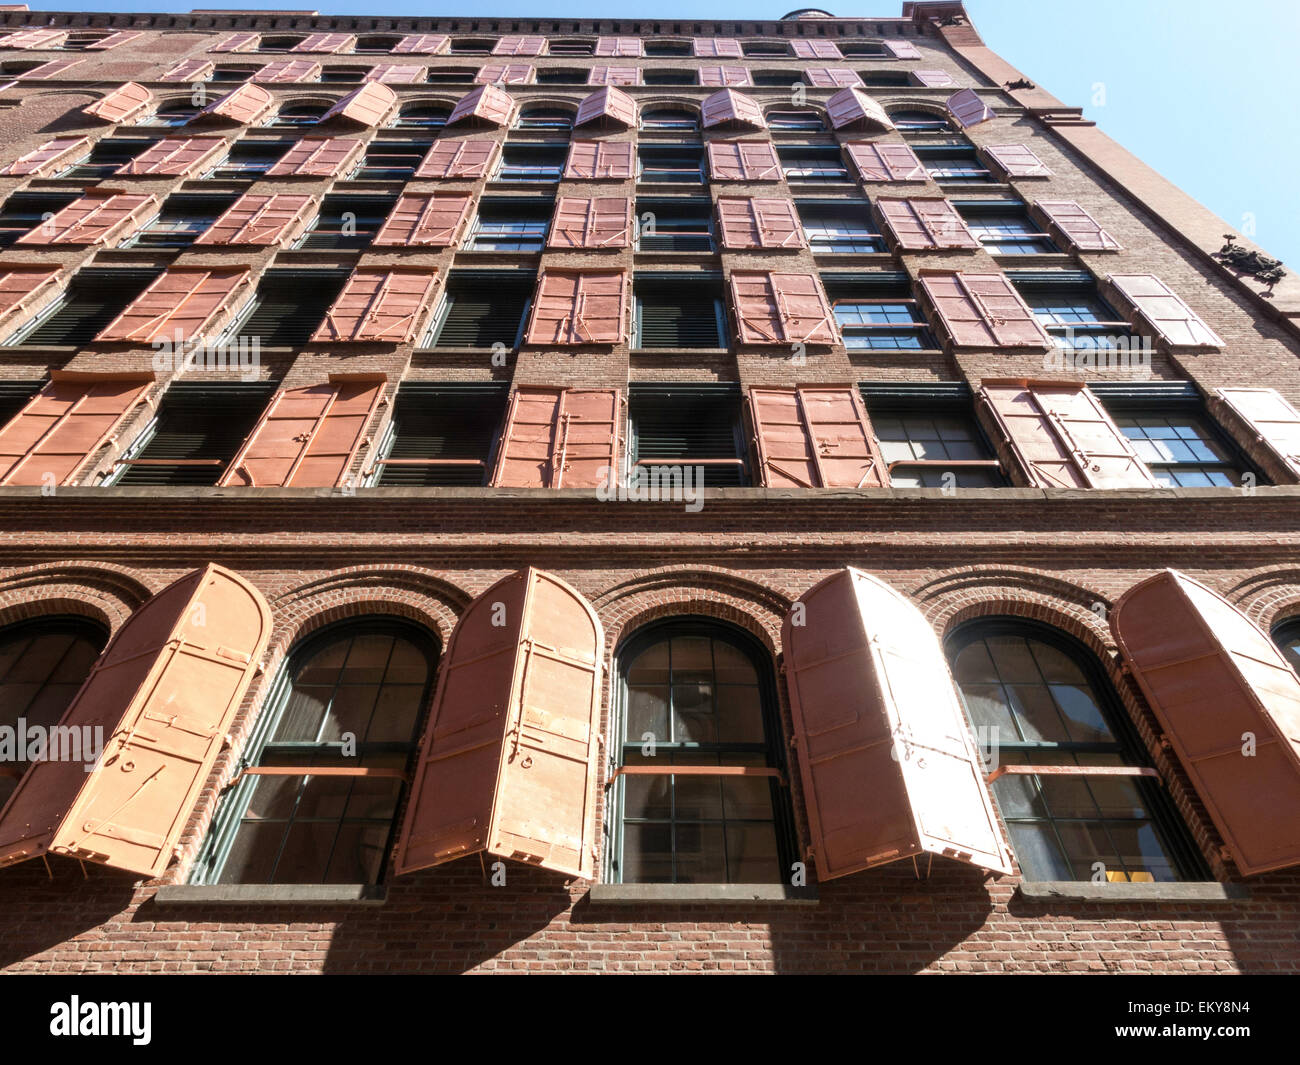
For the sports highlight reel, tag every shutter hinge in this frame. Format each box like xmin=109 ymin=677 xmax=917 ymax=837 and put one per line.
xmin=1158 ymin=734 xmax=1173 ymax=751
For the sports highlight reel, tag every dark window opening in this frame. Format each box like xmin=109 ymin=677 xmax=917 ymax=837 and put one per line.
xmin=57 ymin=138 xmax=153 ymax=181
xmin=958 ymin=202 xmax=1057 ymax=255
xmin=778 ymin=145 xmax=849 ymax=183
xmin=861 ymin=382 xmax=1005 ymax=487
xmin=274 ymin=101 xmax=331 ymax=127
xmin=227 ymin=269 xmax=350 ymax=346
xmin=296 ymin=196 xmax=396 ymax=250
xmin=638 ymin=145 xmax=705 ymax=184
xmin=0 ymin=192 xmax=78 ymax=248
xmin=496 ymin=144 xmax=567 ymax=183
xmin=424 ymin=68 xmax=477 ymax=85
xmin=644 ymin=41 xmax=691 ymax=57
xmin=206 ymin=139 xmax=294 ymax=180
xmin=634 ymin=276 xmax=725 ymax=348
xmin=395 ymin=103 xmax=449 ymax=129
xmin=468 ymin=200 xmax=551 ymax=251
xmin=799 ymin=201 xmax=884 ymax=253
xmin=636 ymin=199 xmax=713 ymax=252
xmin=126 ymin=194 xmax=239 ymax=249
xmin=535 ymin=68 xmax=588 ymax=85
xmin=914 ymin=145 xmax=992 ymax=184
xmin=424 ymin=271 xmax=534 ymax=348
xmin=355 ymin=141 xmax=432 ymax=181
xmin=643 ymin=69 xmax=697 ymax=86
xmin=7 ymin=268 xmax=160 ymax=347
xmin=628 ymin=383 xmax=748 ymax=486
xmin=373 ymin=382 xmax=508 ymax=486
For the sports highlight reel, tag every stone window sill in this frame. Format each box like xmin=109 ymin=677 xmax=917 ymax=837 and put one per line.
xmin=152 ymin=884 xmax=387 ymax=906
xmin=586 ymin=883 xmax=818 ymax=905
xmin=1017 ymin=881 xmax=1249 ymax=903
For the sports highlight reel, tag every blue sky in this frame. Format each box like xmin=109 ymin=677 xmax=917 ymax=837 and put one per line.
xmin=26 ymin=0 xmax=1299 ymax=266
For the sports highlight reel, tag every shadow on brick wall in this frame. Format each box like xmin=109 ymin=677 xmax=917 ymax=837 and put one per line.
xmin=0 ymin=859 xmax=139 ymax=971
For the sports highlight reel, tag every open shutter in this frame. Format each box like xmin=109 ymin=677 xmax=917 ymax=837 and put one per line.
xmin=321 ymin=82 xmax=397 ymax=127
xmin=0 ymin=28 xmax=68 ymax=49
xmin=448 ymin=83 xmax=515 ymax=127
xmin=253 ymin=58 xmax=322 ymax=83
xmin=547 ymin=196 xmax=631 ymax=249
xmin=982 ymin=143 xmax=1051 ymax=178
xmin=731 ymin=272 xmax=838 ymax=346
xmin=5 ymin=136 xmax=90 ymax=177
xmin=917 ymin=271 xmax=1051 ymax=349
xmin=575 ymin=85 xmax=638 ymax=128
xmin=219 ymin=375 xmax=384 ymax=487
xmin=212 ymin=32 xmax=259 ymax=52
xmin=804 ymin=68 xmax=862 ymax=88
xmin=0 ymin=565 xmax=271 ymax=877
xmin=0 ymin=268 xmax=63 ymax=335
xmin=16 ymin=191 xmax=157 ymax=247
xmin=594 ymin=36 xmax=641 ymax=57
xmin=706 ymin=140 xmax=781 ymax=181
xmin=1111 ymin=570 xmax=1300 ymax=876
xmin=490 ymin=386 xmax=621 ymax=488
xmin=160 ymin=59 xmax=215 ymax=83
xmin=717 ymin=197 xmax=804 ymax=250
xmin=416 ymin=138 xmax=500 ymax=179
xmin=313 ymin=269 xmax=438 ymax=343
xmin=790 ymin=39 xmax=842 ymax=59
xmin=194 ymin=82 xmax=274 ymax=125
xmin=1035 ymin=200 xmax=1121 ymax=251
xmin=700 ymin=66 xmax=753 ymax=87
xmin=1107 ymin=274 xmax=1223 ymax=348
xmin=564 ymin=140 xmax=634 ymax=179
xmin=96 ymin=268 xmax=251 ymax=344
xmin=876 ymin=197 xmax=979 ymax=251
xmin=83 ymin=83 xmax=154 ymax=123
xmin=784 ymin=567 xmax=1013 ymax=880
xmin=195 ymin=192 xmax=317 ymax=247
xmin=913 ymin=69 xmax=954 ymax=86
xmin=947 ymin=88 xmax=994 ymax=127
xmin=883 ymin=39 xmax=922 ymax=59
xmin=748 ymin=385 xmax=886 ymax=488
xmin=846 ymin=142 xmax=926 ymax=182
xmin=87 ymin=30 xmax=143 ymax=50
xmin=1214 ymin=388 xmax=1300 ymax=481
xmin=372 ymin=192 xmax=474 ymax=248
xmin=693 ymin=37 xmax=742 ymax=58
xmin=475 ymin=63 xmax=534 ymax=85
xmin=493 ymin=35 xmax=547 ymax=56
xmin=394 ymin=568 xmax=603 ymax=878
xmin=265 ymin=136 xmax=363 ymax=177
xmin=826 ymin=87 xmax=894 ymax=131
xmin=18 ymin=58 xmax=83 ymax=80
xmin=0 ymin=372 xmax=152 ymax=486
xmin=292 ymin=32 xmax=356 ymax=53
xmin=393 ymin=33 xmax=450 ymax=55
xmin=702 ymin=89 xmax=765 ymax=130
xmin=588 ymin=65 xmax=640 ymax=86
xmin=978 ymin=378 xmax=1159 ymax=488
xmin=526 ymin=270 xmax=627 ymax=345
xmin=118 ymin=137 xmax=226 ymax=177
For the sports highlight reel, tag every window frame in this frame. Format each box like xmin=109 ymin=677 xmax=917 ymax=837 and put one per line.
xmin=861 ymin=383 xmax=1007 ymax=487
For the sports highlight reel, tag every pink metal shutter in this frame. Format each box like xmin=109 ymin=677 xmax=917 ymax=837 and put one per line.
xmin=846 ymin=142 xmax=926 ymax=182
xmin=791 ymin=39 xmax=842 ymax=59
xmin=731 ymin=272 xmax=837 ymax=346
xmin=5 ymin=136 xmax=89 ymax=177
xmin=0 ymin=28 xmax=68 ymax=49
xmin=947 ymin=88 xmax=994 ymax=127
xmin=693 ymin=37 xmax=742 ymax=58
xmin=883 ymin=39 xmax=922 ymax=59
xmin=490 ymin=387 xmax=621 ymax=488
xmin=313 ymin=269 xmax=439 ymax=343
xmin=96 ymin=268 xmax=251 ymax=344
xmin=252 ymin=58 xmax=322 ymax=83
xmin=0 ymin=565 xmax=271 ymax=877
xmin=265 ymin=136 xmax=363 ymax=177
xmin=87 ymin=30 xmax=143 ymax=50
xmin=587 ymin=65 xmax=640 ymax=86
xmin=594 ymin=36 xmax=641 ymax=57
xmin=1112 ymin=570 xmax=1300 ymax=876
xmin=731 ymin=140 xmax=781 ymax=181
xmin=82 ymin=83 xmax=154 ymax=124
xmin=1108 ymin=274 xmax=1224 ymax=348
xmin=394 ymin=568 xmax=603 ymax=879
xmin=195 ymin=192 xmax=317 ymax=247
xmin=826 ymin=87 xmax=894 ymax=131
xmin=212 ymin=32 xmax=260 ymax=52
xmin=0 ymin=373 xmax=152 ymax=486
xmin=372 ymin=192 xmax=474 ymax=248
xmin=392 ymin=33 xmax=450 ymax=55
xmin=493 ymin=35 xmax=547 ymax=56
xmin=783 ymin=567 xmax=1013 ymax=881
xmin=574 ymin=85 xmax=638 ymax=128
xmin=547 ymin=196 xmax=631 ymax=249
xmin=160 ymin=59 xmax=215 ymax=83
xmin=416 ymin=138 xmax=500 ymax=179
xmin=475 ymin=63 xmax=534 ymax=85
xmin=702 ymin=89 xmax=765 ymax=130
xmin=748 ymin=386 xmax=887 ymax=488
xmin=118 ymin=137 xmax=226 ymax=177
xmin=1214 ymin=387 xmax=1300 ymax=481
xmin=564 ymin=140 xmax=634 ymax=179
xmin=717 ymin=197 xmax=804 ymax=250
xmin=804 ymin=68 xmax=863 ymax=88
xmin=978 ymin=378 xmax=1159 ymax=489
xmin=15 ymin=191 xmax=158 ymax=247
xmin=912 ymin=69 xmax=954 ymax=87
xmin=1036 ymin=200 xmax=1121 ymax=251
xmin=292 ymin=32 xmax=356 ymax=54
xmin=699 ymin=66 xmax=753 ymax=87
xmin=219 ymin=376 xmax=385 ymax=487
xmin=982 ymin=143 xmax=1051 ymax=178
xmin=17 ymin=58 xmax=83 ymax=81
xmin=193 ymin=81 xmax=273 ymax=125
xmin=876 ymin=197 xmax=979 ymax=251
xmin=447 ymin=83 xmax=515 ymax=127
xmin=321 ymin=82 xmax=397 ymax=127
xmin=917 ymin=272 xmax=1051 ymax=349
xmin=0 ymin=268 xmax=63 ymax=335
xmin=526 ymin=270 xmax=628 ymax=345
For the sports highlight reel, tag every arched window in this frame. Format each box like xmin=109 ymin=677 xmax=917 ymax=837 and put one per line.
xmin=946 ymin=619 xmax=1203 ymax=882
xmin=143 ymin=98 xmax=200 ymax=127
xmin=0 ymin=617 xmax=106 ymax=809
xmin=640 ymin=107 xmax=698 ymax=132
xmin=517 ymin=105 xmax=574 ymax=131
xmin=196 ymin=619 xmax=439 ymax=885
xmin=766 ymin=107 xmax=823 ymax=131
xmin=609 ymin=619 xmax=795 ymax=884
xmin=1272 ymin=617 xmax=1300 ymax=674
xmin=274 ymin=100 xmax=331 ymax=127
xmin=395 ymin=102 xmax=451 ymax=129
xmin=889 ymin=108 xmax=951 ymax=133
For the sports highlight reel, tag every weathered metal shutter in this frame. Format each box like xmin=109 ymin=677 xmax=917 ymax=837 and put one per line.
xmin=415 ymin=138 xmax=501 ymax=179
xmin=364 ymin=63 xmax=426 ymax=84
xmin=19 ymin=59 xmax=85 ymax=81
xmin=526 ymin=270 xmax=628 ymax=345
xmin=490 ymin=387 xmax=621 ymax=488
xmin=372 ymin=193 xmax=474 ymax=247
xmin=0 ymin=267 xmax=63 ymax=334
xmin=982 ymin=143 xmax=1051 ymax=178
xmin=1035 ymin=200 xmax=1121 ymax=251
xmin=493 ymin=34 xmax=547 ymax=56
xmin=701 ymin=89 xmax=766 ymax=130
xmin=548 ymin=196 xmax=632 ymax=249
xmin=826 ymin=88 xmax=894 ymax=131
xmin=791 ymin=39 xmax=842 ymax=59
xmin=292 ymin=32 xmax=356 ymax=53
xmin=253 ymin=59 xmax=322 ymax=83
xmin=475 ymin=63 xmax=534 ymax=85
xmin=195 ymin=193 xmax=317 ymax=247
xmin=587 ymin=65 xmax=640 ymax=86
xmin=15 ymin=192 xmax=158 ymax=247
xmin=87 ymin=30 xmax=143 ymax=50
xmin=594 ymin=36 xmax=642 ymax=56
xmin=574 ymin=86 xmax=638 ymax=128
xmin=699 ymin=66 xmax=753 ymax=87
xmin=748 ymin=385 xmax=887 ymax=488
xmin=393 ymin=33 xmax=450 ymax=55
xmin=845 ymin=142 xmax=926 ymax=182
xmin=321 ymin=82 xmax=397 ymax=127
xmin=693 ymin=37 xmax=742 ymax=57
xmin=705 ymin=140 xmax=781 ymax=181
xmin=118 ymin=138 xmax=226 ymax=177
xmin=883 ymin=39 xmax=922 ymax=59
xmin=312 ymin=268 xmax=439 ymax=343
xmin=1107 ymin=273 xmax=1224 ymax=349
xmin=83 ymin=83 xmax=154 ymax=123
xmin=447 ymin=84 xmax=515 ymax=127
xmin=804 ymin=68 xmax=862 ymax=88
xmin=1214 ymin=387 xmax=1300 ymax=481
xmin=917 ymin=271 xmax=1052 ymax=349
xmin=5 ymin=136 xmax=90 ymax=177
xmin=730 ymin=271 xmax=839 ymax=346
xmin=160 ymin=59 xmax=215 ymax=83
xmin=212 ymin=32 xmax=260 ymax=52
xmin=876 ymin=198 xmax=980 ymax=250
xmin=564 ymin=140 xmax=634 ymax=179
xmin=913 ymin=69 xmax=954 ymax=86
xmin=265 ymin=136 xmax=365 ymax=177
xmin=96 ymin=267 xmax=251 ymax=344
xmin=947 ymin=88 xmax=995 ymax=127
xmin=716 ymin=197 xmax=804 ymax=250
xmin=195 ymin=82 xmax=274 ymax=125
xmin=0 ymin=28 xmax=68 ymax=48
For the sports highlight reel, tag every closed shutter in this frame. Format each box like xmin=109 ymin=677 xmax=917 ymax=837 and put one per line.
xmin=1214 ymin=387 xmax=1300 ymax=481
xmin=917 ymin=271 xmax=1052 ymax=349
xmin=701 ymin=89 xmax=765 ymax=130
xmin=804 ymin=68 xmax=863 ymax=88
xmin=0 ymin=28 xmax=68 ymax=49
xmin=547 ymin=196 xmax=631 ymax=249
xmin=18 ymin=58 xmax=84 ymax=80
xmin=212 ymin=32 xmax=260 ymax=52
xmin=1107 ymin=274 xmax=1224 ymax=349
xmin=313 ymin=268 xmax=438 ymax=343
xmin=475 ymin=63 xmax=534 ymax=85
xmin=564 ymin=140 xmax=634 ymax=179
xmin=982 ymin=143 xmax=1051 ymax=178
xmin=526 ymin=270 xmax=628 ymax=345
xmin=292 ymin=32 xmax=356 ymax=53
xmin=83 ymin=83 xmax=154 ymax=123
xmin=252 ymin=58 xmax=322 ymax=83
xmin=1112 ymin=570 xmax=1300 ymax=876
xmin=0 ymin=565 xmax=271 ymax=878
xmin=783 ymin=567 xmax=1013 ymax=880
xmin=493 ymin=35 xmax=547 ymax=56
xmin=1036 ymin=200 xmax=1121 ymax=251
xmin=716 ymin=197 xmax=804 ymax=250
xmin=913 ymin=69 xmax=954 ymax=86
xmin=883 ymin=39 xmax=922 ymax=59
xmin=748 ymin=385 xmax=887 ymax=488
xmin=394 ymin=567 xmax=603 ymax=878
xmin=876 ymin=197 xmax=980 ymax=251
xmin=0 ymin=373 xmax=152 ymax=486
xmin=490 ymin=386 xmax=621 ymax=488
xmin=700 ymin=66 xmax=753 ymax=87
xmin=5 ymin=136 xmax=90 ymax=177
xmin=195 ymin=82 xmax=274 ymax=125
xmin=574 ymin=85 xmax=637 ymax=128
xmin=0 ymin=267 xmax=62 ymax=335
xmin=96 ymin=267 xmax=251 ymax=344
xmin=321 ymin=82 xmax=397 ymax=127
xmin=393 ymin=33 xmax=450 ymax=55
xmin=219 ymin=375 xmax=384 ymax=487
xmin=947 ymin=88 xmax=995 ymax=127
xmin=730 ymin=271 xmax=838 ymax=345
xmin=265 ymin=136 xmax=364 ymax=177
xmin=694 ymin=37 xmax=742 ymax=58
xmin=588 ymin=65 xmax=640 ymax=86
xmin=846 ymin=142 xmax=926 ymax=182
xmin=118 ymin=137 xmax=226 ymax=177
xmin=160 ymin=59 xmax=215 ymax=83
xmin=87 ymin=30 xmax=143 ymax=50
xmin=594 ymin=36 xmax=641 ymax=57
xmin=447 ymin=83 xmax=515 ymax=127
xmin=706 ymin=140 xmax=781 ymax=181
xmin=979 ymin=378 xmax=1159 ymax=488
xmin=195 ymin=192 xmax=317 ymax=247
xmin=372 ymin=192 xmax=474 ymax=247
xmin=791 ymin=39 xmax=842 ymax=59
xmin=827 ymin=87 xmax=894 ymax=131
xmin=15 ymin=191 xmax=158 ymax=247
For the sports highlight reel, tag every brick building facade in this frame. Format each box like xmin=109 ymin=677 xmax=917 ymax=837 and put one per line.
xmin=0 ymin=0 xmax=1297 ymax=974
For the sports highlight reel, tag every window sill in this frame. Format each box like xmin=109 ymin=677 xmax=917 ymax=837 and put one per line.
xmin=587 ymin=883 xmax=819 ymax=906
xmin=1017 ymin=881 xmax=1249 ymax=904
xmin=153 ymin=884 xmax=388 ymax=906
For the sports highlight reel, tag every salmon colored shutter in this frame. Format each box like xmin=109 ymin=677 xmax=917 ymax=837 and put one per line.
xmin=372 ymin=192 xmax=474 ymax=248
xmin=0 ymin=372 xmax=152 ymax=486
xmin=588 ymin=65 xmax=640 ymax=86
xmin=917 ymin=271 xmax=1051 ymax=349
xmin=0 ymin=565 xmax=271 ymax=877
xmin=193 ymin=82 xmax=273 ymax=125
xmin=0 ymin=267 xmax=62 ymax=335
xmin=876 ymin=197 xmax=979 ymax=251
xmin=321 ymin=81 xmax=396 ymax=127
xmin=265 ymin=136 xmax=363 ymax=177
xmin=117 ymin=137 xmax=226 ymax=177
xmin=394 ymin=568 xmax=603 ymax=878
xmin=475 ymin=63 xmax=534 ymax=85
xmin=790 ymin=39 xmax=842 ymax=59
xmin=15 ymin=191 xmax=158 ymax=247
xmin=83 ymin=82 xmax=154 ymax=123
xmin=1111 ymin=570 xmax=1300 ymax=876
xmin=827 ymin=87 xmax=894 ymax=131
xmin=947 ymin=88 xmax=994 ymax=127
xmin=392 ymin=33 xmax=450 ymax=55
xmin=292 ymin=32 xmax=356 ymax=53
xmin=978 ymin=378 xmax=1159 ymax=489
xmin=219 ymin=376 xmax=384 ymax=487
xmin=700 ymin=66 xmax=753 ymax=87
xmin=212 ymin=32 xmax=259 ymax=52
xmin=1214 ymin=387 xmax=1300 ymax=481
xmin=702 ymin=89 xmax=765 ymax=130
xmin=87 ymin=30 xmax=143 ymax=50
xmin=706 ymin=140 xmax=781 ymax=181
xmin=574 ymin=86 xmax=637 ymax=128
xmin=17 ymin=58 xmax=83 ymax=80
xmin=717 ymin=197 xmax=804 ymax=250
xmin=526 ymin=270 xmax=627 ymax=345
xmin=564 ymin=139 xmax=634 ymax=179
xmin=1107 ymin=273 xmax=1223 ymax=349
xmin=313 ymin=268 xmax=438 ymax=343
xmin=5 ymin=136 xmax=90 ymax=177
xmin=594 ymin=36 xmax=641 ymax=57
xmin=694 ymin=37 xmax=742 ymax=58
xmin=748 ymin=386 xmax=887 ymax=488
xmin=195 ymin=192 xmax=318 ymax=247
xmin=804 ymin=68 xmax=862 ymax=88
xmin=846 ymin=142 xmax=926 ymax=182
xmin=415 ymin=139 xmax=499 ymax=181
xmin=0 ymin=28 xmax=67 ymax=49
xmin=97 ymin=267 xmax=251 ymax=345
xmin=160 ymin=59 xmax=215 ymax=83
xmin=493 ymin=34 xmax=547 ymax=56
xmin=252 ymin=58 xmax=322 ymax=83
xmin=731 ymin=272 xmax=838 ymax=345
xmin=490 ymin=387 xmax=621 ymax=488
xmin=883 ymin=39 xmax=922 ymax=59
xmin=784 ymin=567 xmax=1013 ymax=880
xmin=1035 ymin=200 xmax=1121 ymax=251
xmin=982 ymin=143 xmax=1051 ymax=178
xmin=547 ymin=196 xmax=631 ymax=249
xmin=913 ymin=69 xmax=954 ymax=86
xmin=416 ymin=138 xmax=500 ymax=179
xmin=447 ymin=83 xmax=515 ymax=127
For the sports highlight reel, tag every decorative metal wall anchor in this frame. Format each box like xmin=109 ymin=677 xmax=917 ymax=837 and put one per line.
xmin=1216 ymin=233 xmax=1287 ymax=288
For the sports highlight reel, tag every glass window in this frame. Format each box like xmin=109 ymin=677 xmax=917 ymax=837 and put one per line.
xmin=423 ymin=271 xmax=534 ymax=348
xmin=915 ymin=147 xmax=991 ymax=184
xmin=517 ymin=106 xmax=574 ymax=131
xmin=372 ymin=383 xmax=508 ymax=486
xmin=641 ymin=108 xmax=698 ymax=132
xmin=355 ymin=141 xmax=430 ymax=181
xmin=495 ymin=144 xmax=567 ymax=183
xmin=961 ymin=207 xmax=1057 ymax=255
xmin=766 ymin=109 xmax=824 ymax=131
xmin=633 ymin=280 xmax=726 ymax=348
xmin=871 ymin=410 xmax=1005 ymax=486
xmin=799 ymin=202 xmax=885 ymax=253
xmin=889 ymin=108 xmax=951 ymax=133
xmin=142 ymin=100 xmax=200 ymax=127
xmin=395 ymin=103 xmax=450 ymax=129
xmin=274 ymin=101 xmax=330 ymax=127
xmin=638 ymin=145 xmax=705 ymax=184
xmin=628 ymin=384 xmax=747 ymax=486
xmin=834 ymin=300 xmax=932 ymax=348
xmin=0 ymin=193 xmax=78 ymax=248
xmin=1112 ymin=411 xmax=1247 ymax=488
xmin=296 ymin=196 xmax=395 ymax=249
xmin=777 ymin=146 xmax=849 ymax=183
xmin=468 ymin=204 xmax=550 ymax=252
xmin=1021 ymin=288 xmax=1133 ymax=349
xmin=643 ymin=70 xmax=696 ymax=86
xmin=635 ymin=200 xmax=713 ymax=251
xmin=125 ymin=194 xmax=237 ymax=249
xmin=1272 ymin=618 xmax=1300 ymax=675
